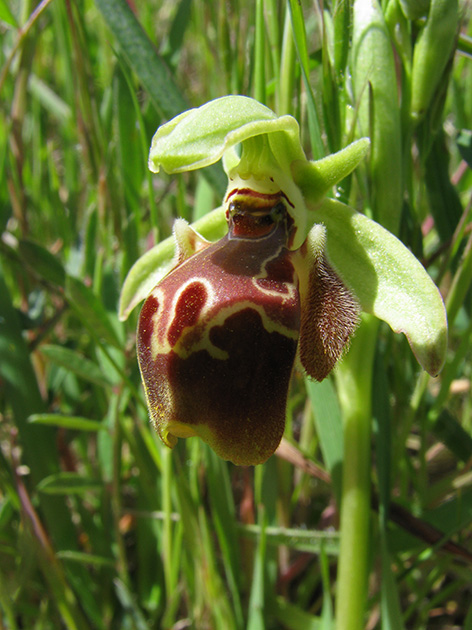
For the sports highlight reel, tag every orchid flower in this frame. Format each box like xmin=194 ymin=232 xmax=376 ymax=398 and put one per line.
xmin=120 ymin=96 xmax=447 ymax=466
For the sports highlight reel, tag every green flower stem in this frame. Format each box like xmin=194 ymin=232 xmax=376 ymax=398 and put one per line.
xmin=111 ymin=391 xmax=132 ymax=588
xmin=335 ymin=315 xmax=379 ymax=630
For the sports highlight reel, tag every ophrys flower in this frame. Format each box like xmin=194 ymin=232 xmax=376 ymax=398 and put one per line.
xmin=120 ymin=96 xmax=447 ymax=466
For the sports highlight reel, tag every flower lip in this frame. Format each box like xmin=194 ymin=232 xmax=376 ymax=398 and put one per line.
xmin=137 ymin=206 xmax=300 ymax=466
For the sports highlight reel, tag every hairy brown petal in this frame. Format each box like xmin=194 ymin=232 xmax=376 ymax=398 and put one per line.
xmin=293 ymin=225 xmax=360 ymax=381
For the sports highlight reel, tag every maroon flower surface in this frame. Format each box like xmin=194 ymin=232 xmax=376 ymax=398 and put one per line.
xmin=138 ymin=191 xmax=304 ymax=465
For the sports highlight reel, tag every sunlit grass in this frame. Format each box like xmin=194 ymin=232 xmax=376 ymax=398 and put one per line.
xmin=1 ymin=1 xmax=472 ymax=628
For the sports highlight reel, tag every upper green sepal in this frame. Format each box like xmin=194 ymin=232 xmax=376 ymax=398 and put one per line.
xmin=148 ymin=96 xmax=369 ymax=200
xmin=148 ymin=95 xmax=303 ymax=174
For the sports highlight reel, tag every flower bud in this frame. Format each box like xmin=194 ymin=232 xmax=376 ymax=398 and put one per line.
xmin=410 ymin=0 xmax=458 ymax=122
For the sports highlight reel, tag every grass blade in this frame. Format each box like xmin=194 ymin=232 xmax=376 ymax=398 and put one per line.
xmin=66 ymin=275 xmax=122 ymax=349
xmin=305 ymin=377 xmax=343 ymax=502
xmin=432 ymin=408 xmax=472 ymax=463
xmin=38 ymin=344 xmax=113 ymax=388
xmin=28 ymin=413 xmax=105 ymax=431
xmin=247 ymin=507 xmax=267 ymax=630
xmin=206 ymin=448 xmax=245 ymax=629
xmin=273 ymin=597 xmax=323 ymax=630
xmin=94 ymin=0 xmax=185 ymax=118
xmin=38 ymin=472 xmax=103 ymax=495
xmin=380 ymin=532 xmax=406 ymax=630
xmin=288 ymin=0 xmax=324 ymax=159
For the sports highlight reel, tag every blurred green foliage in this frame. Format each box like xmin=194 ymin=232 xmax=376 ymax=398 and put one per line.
xmin=0 ymin=1 xmax=472 ymax=628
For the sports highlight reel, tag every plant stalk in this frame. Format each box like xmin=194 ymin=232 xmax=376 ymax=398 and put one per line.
xmin=335 ymin=315 xmax=379 ymax=630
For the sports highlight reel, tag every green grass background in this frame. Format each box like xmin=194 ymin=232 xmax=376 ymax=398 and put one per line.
xmin=1 ymin=0 xmax=472 ymax=628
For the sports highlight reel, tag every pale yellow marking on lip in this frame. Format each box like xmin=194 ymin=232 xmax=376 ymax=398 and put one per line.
xmin=251 ymin=248 xmax=299 ymax=303
xmin=251 ymin=275 xmax=299 ymax=302
xmin=149 ymin=277 xmax=218 ymax=360
xmin=170 ymin=299 xmax=299 ymax=361
xmin=166 ymin=421 xmax=198 ymax=439
xmin=150 ymin=266 xmax=299 ymax=362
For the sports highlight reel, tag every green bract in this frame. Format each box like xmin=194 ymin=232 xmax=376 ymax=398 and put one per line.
xmin=121 ymin=95 xmax=447 ymax=377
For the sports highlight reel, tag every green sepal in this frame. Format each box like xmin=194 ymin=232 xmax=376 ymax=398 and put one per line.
xmin=148 ymin=95 xmax=303 ymax=174
xmin=119 ymin=206 xmax=226 ymax=321
xmin=313 ymin=198 xmax=447 ymax=376
xmin=292 ymin=138 xmax=370 ymax=206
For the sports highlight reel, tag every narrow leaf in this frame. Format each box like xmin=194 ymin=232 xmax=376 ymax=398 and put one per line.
xmin=373 ymin=349 xmax=392 ymax=520
xmin=113 ymin=579 xmax=149 ymax=630
xmin=273 ymin=597 xmax=323 ymax=630
xmin=18 ymin=239 xmax=65 ymax=287
xmin=56 ymin=551 xmax=115 ymax=568
xmin=94 ymin=0 xmax=186 ymax=118
xmin=28 ymin=414 xmax=105 ymax=432
xmin=206 ymin=448 xmax=244 ymax=627
xmin=457 ymin=129 xmax=472 ymax=169
xmin=38 ymin=344 xmax=112 ymax=388
xmin=66 ymin=276 xmax=121 ymax=348
xmin=38 ymin=473 xmax=103 ymax=495
xmin=320 ymin=543 xmax=334 ymax=630
xmin=352 ymin=0 xmax=402 ymax=233
xmin=305 ymin=377 xmax=343 ymax=502
xmin=288 ymin=0 xmax=325 ymax=160
xmin=28 ymin=75 xmax=72 ymax=126
xmin=162 ymin=0 xmax=192 ymax=66
xmin=237 ymin=523 xmax=339 ymax=555
xmin=247 ymin=509 xmax=267 ymax=630
xmin=424 ymin=129 xmax=463 ymax=243
xmin=380 ymin=532 xmax=406 ymax=630
xmin=431 ymin=409 xmax=472 ymax=463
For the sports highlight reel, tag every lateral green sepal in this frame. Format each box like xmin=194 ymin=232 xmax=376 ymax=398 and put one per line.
xmin=313 ymin=198 xmax=448 ymax=376
xmin=292 ymin=138 xmax=370 ymax=206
